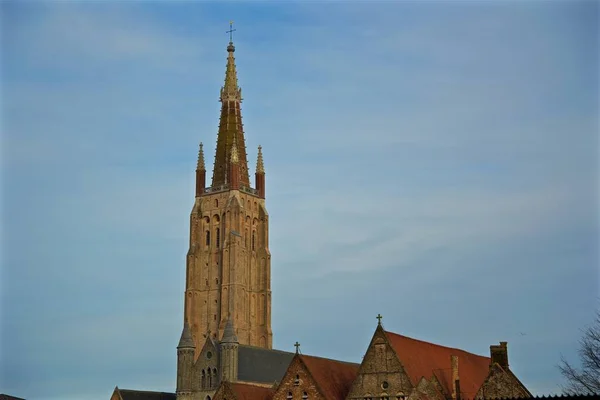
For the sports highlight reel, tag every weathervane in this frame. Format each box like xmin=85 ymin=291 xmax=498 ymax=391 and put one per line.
xmin=226 ymin=21 xmax=236 ymax=43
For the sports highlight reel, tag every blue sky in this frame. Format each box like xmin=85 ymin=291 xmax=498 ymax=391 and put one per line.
xmin=1 ymin=1 xmax=598 ymax=399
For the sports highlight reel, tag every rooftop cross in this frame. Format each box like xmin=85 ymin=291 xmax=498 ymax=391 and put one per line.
xmin=376 ymin=313 xmax=383 ymax=325
xmin=226 ymin=21 xmax=236 ymax=43
xmin=294 ymin=341 xmax=301 ymax=354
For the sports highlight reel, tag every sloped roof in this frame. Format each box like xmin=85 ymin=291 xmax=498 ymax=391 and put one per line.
xmin=496 ymin=395 xmax=600 ymax=400
xmin=222 ymin=318 xmax=239 ymax=343
xmin=116 ymin=389 xmax=176 ymax=400
xmin=229 ymin=382 xmax=275 ymax=400
xmin=178 ymin=321 xmax=195 ymax=349
xmin=384 ymin=331 xmax=490 ymax=397
xmin=238 ymin=345 xmax=295 ymax=384
xmin=0 ymin=395 xmax=26 ymax=400
xmin=300 ymin=355 xmax=360 ymax=400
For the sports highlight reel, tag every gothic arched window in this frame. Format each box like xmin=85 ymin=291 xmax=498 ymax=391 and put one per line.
xmin=216 ymin=228 xmax=220 ymax=248
xmin=207 ymin=368 xmax=212 ymax=388
xmin=205 ymin=230 xmax=210 ymax=246
xmin=201 ymin=369 xmax=206 ymax=389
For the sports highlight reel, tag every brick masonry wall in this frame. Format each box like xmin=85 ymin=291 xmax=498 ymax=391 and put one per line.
xmin=347 ymin=328 xmax=413 ymax=400
xmin=273 ymin=357 xmax=323 ymax=400
xmin=475 ymin=364 xmax=531 ymax=400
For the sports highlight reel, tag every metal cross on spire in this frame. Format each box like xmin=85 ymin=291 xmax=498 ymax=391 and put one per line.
xmin=377 ymin=313 xmax=383 ymax=325
xmin=294 ymin=341 xmax=301 ymax=354
xmin=226 ymin=21 xmax=236 ymax=43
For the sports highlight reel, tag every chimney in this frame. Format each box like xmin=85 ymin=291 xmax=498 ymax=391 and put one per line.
xmin=490 ymin=341 xmax=509 ymax=369
xmin=451 ymin=355 xmax=460 ymax=400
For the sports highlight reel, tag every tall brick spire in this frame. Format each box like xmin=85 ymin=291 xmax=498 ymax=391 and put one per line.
xmin=211 ymin=38 xmax=250 ymax=188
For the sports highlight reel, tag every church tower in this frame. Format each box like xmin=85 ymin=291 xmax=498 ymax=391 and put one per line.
xmin=182 ymin=35 xmax=273 ymax=359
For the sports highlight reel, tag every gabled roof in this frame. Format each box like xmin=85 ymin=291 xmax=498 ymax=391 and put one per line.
xmin=229 ymin=382 xmax=275 ymax=400
xmin=384 ymin=330 xmax=490 ymax=397
xmin=115 ymin=388 xmax=176 ymax=400
xmin=300 ymin=354 xmax=360 ymax=400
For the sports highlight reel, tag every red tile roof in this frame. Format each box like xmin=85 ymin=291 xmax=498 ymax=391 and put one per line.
xmin=300 ymin=355 xmax=360 ymax=400
xmin=384 ymin=331 xmax=490 ymax=397
xmin=230 ymin=382 xmax=275 ymax=400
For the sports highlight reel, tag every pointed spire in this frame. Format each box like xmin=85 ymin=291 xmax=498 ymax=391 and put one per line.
xmin=211 ymin=36 xmax=250 ymax=188
xmin=197 ymin=142 xmax=205 ymax=171
xmin=256 ymin=145 xmax=264 ymax=174
xmin=220 ymin=34 xmax=242 ymax=103
xmin=222 ymin=317 xmax=239 ymax=343
xmin=178 ymin=321 xmax=195 ymax=349
xmin=231 ymin=135 xmax=239 ymax=164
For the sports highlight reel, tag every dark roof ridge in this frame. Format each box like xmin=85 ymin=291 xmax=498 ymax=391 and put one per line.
xmin=238 ymin=344 xmax=295 ymax=355
xmin=231 ymin=381 xmax=275 ymax=387
xmin=119 ymin=389 xmax=175 ymax=394
xmin=384 ymin=330 xmax=489 ymax=359
xmin=299 ymin=353 xmax=360 ymax=367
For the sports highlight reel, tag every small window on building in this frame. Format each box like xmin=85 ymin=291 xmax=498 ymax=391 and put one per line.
xmin=294 ymin=374 xmax=300 ymax=385
xmin=215 ymin=199 xmax=218 ymax=208
xmin=252 ymin=231 xmax=256 ymax=251
xmin=302 ymin=392 xmax=308 ymax=400
xmin=216 ymin=227 xmax=220 ymax=248
xmin=287 ymin=392 xmax=293 ymax=400
xmin=214 ymin=314 xmax=217 ymax=321
xmin=382 ymin=381 xmax=389 ymax=390
xmin=206 ymin=230 xmax=210 ymax=246
xmin=216 ymin=278 xmax=219 ymax=285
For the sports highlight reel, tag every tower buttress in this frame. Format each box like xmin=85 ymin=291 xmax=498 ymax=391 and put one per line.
xmin=176 ymin=321 xmax=195 ymax=398
xmin=220 ymin=317 xmax=239 ymax=382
